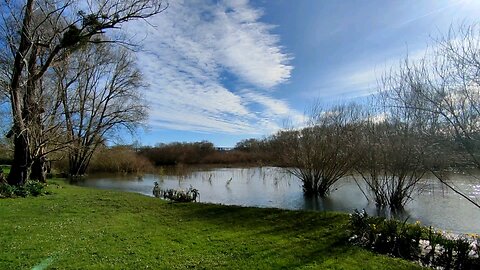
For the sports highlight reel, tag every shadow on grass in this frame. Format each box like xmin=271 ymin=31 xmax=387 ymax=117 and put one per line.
xmin=170 ymin=203 xmax=357 ymax=268
xmin=173 ymin=203 xmax=346 ymax=234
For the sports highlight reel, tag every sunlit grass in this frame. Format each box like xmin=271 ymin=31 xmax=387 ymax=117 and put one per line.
xmin=0 ymin=180 xmax=424 ymax=269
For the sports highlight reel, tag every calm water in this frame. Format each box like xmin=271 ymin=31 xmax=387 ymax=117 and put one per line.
xmin=73 ymin=167 xmax=480 ymax=234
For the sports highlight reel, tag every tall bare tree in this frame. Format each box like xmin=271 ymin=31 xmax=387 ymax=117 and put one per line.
xmin=380 ymin=23 xmax=480 ymax=209
xmin=56 ymin=43 xmax=146 ymax=176
xmin=0 ymin=0 xmax=166 ymax=185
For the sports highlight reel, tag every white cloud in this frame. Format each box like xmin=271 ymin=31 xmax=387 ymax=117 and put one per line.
xmin=241 ymin=90 xmax=305 ymax=124
xmin=242 ymin=90 xmax=291 ymax=115
xmin=394 ymin=1 xmax=464 ymax=29
xmin=125 ymin=0 xmax=295 ymax=135
xmin=309 ymin=45 xmax=432 ymax=100
xmin=212 ymin=3 xmax=293 ymax=88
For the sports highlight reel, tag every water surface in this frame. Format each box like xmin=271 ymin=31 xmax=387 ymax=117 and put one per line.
xmin=73 ymin=167 xmax=480 ymax=234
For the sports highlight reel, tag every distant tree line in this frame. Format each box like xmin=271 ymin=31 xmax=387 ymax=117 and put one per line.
xmin=137 ymin=140 xmax=278 ymax=166
xmin=46 ymin=140 xmax=282 ymax=174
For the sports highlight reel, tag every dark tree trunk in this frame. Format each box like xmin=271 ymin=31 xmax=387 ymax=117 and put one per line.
xmin=302 ymin=178 xmax=330 ymax=197
xmin=7 ymin=133 xmax=30 ymax=186
xmin=30 ymin=157 xmax=47 ymax=183
xmin=69 ymin=158 xmax=88 ymax=177
xmin=7 ymin=0 xmax=34 ymax=187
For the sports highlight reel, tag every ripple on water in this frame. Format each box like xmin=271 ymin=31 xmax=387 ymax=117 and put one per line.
xmin=74 ymin=167 xmax=480 ymax=234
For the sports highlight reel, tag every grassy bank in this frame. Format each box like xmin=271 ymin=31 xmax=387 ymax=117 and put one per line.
xmin=0 ymin=181 xmax=422 ymax=269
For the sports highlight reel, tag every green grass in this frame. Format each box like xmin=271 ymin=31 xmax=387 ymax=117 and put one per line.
xmin=0 ymin=181 xmax=423 ymax=269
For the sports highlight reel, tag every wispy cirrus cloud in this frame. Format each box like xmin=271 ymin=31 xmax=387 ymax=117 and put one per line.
xmin=308 ymin=44 xmax=434 ymax=101
xmin=241 ymin=90 xmax=305 ymax=124
xmin=394 ymin=0 xmax=464 ymax=29
xmin=125 ymin=0 xmax=298 ymax=135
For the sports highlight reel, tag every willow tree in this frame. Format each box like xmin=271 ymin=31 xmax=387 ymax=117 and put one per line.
xmin=355 ymin=107 xmax=430 ymax=211
xmin=379 ymin=24 xmax=480 ymax=209
xmin=283 ymin=104 xmax=362 ymax=197
xmin=0 ymin=0 xmax=165 ymax=185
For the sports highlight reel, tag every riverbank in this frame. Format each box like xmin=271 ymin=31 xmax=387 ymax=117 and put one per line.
xmin=73 ymin=168 xmax=480 ymax=234
xmin=0 ymin=180 xmax=422 ymax=269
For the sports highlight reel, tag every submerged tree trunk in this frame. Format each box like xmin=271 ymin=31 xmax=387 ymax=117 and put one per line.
xmin=300 ymin=174 xmax=331 ymax=197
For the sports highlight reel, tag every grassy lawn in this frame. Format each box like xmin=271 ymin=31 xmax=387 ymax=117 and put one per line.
xmin=0 ymin=180 xmax=423 ymax=269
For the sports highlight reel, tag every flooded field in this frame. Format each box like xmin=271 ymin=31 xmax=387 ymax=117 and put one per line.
xmin=73 ymin=167 xmax=480 ymax=234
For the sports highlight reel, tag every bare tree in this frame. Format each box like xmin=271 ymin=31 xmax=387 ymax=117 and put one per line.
xmin=355 ymin=104 xmax=429 ymax=211
xmin=56 ymin=43 xmax=146 ymax=176
xmin=379 ymin=23 xmax=480 ymax=209
xmin=432 ymin=24 xmax=480 ymax=168
xmin=0 ymin=0 xmax=166 ymax=185
xmin=28 ymin=64 xmax=70 ymax=182
xmin=283 ymin=104 xmax=362 ymax=197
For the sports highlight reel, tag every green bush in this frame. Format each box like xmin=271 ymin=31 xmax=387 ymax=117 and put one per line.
xmin=14 ymin=185 xmax=29 ymax=197
xmin=0 ymin=180 xmax=46 ymax=198
xmin=0 ymin=183 xmax=16 ymax=198
xmin=25 ymin=180 xmax=45 ymax=196
xmin=349 ymin=209 xmax=480 ymax=269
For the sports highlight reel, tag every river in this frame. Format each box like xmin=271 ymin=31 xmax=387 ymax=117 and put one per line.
xmin=72 ymin=166 xmax=480 ymax=234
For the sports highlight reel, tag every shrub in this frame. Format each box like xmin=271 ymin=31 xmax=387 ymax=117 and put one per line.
xmin=87 ymin=145 xmax=154 ymax=174
xmin=139 ymin=141 xmax=215 ymax=166
xmin=13 ymin=185 xmax=29 ymax=197
xmin=0 ymin=180 xmax=46 ymax=198
xmin=25 ymin=180 xmax=46 ymax=196
xmin=138 ymin=141 xmax=277 ymax=166
xmin=0 ymin=183 xmax=29 ymax=198
xmin=0 ymin=183 xmax=16 ymax=198
xmin=349 ymin=210 xmax=480 ymax=269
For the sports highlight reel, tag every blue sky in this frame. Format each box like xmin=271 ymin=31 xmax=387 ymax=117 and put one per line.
xmin=124 ymin=0 xmax=480 ymax=147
